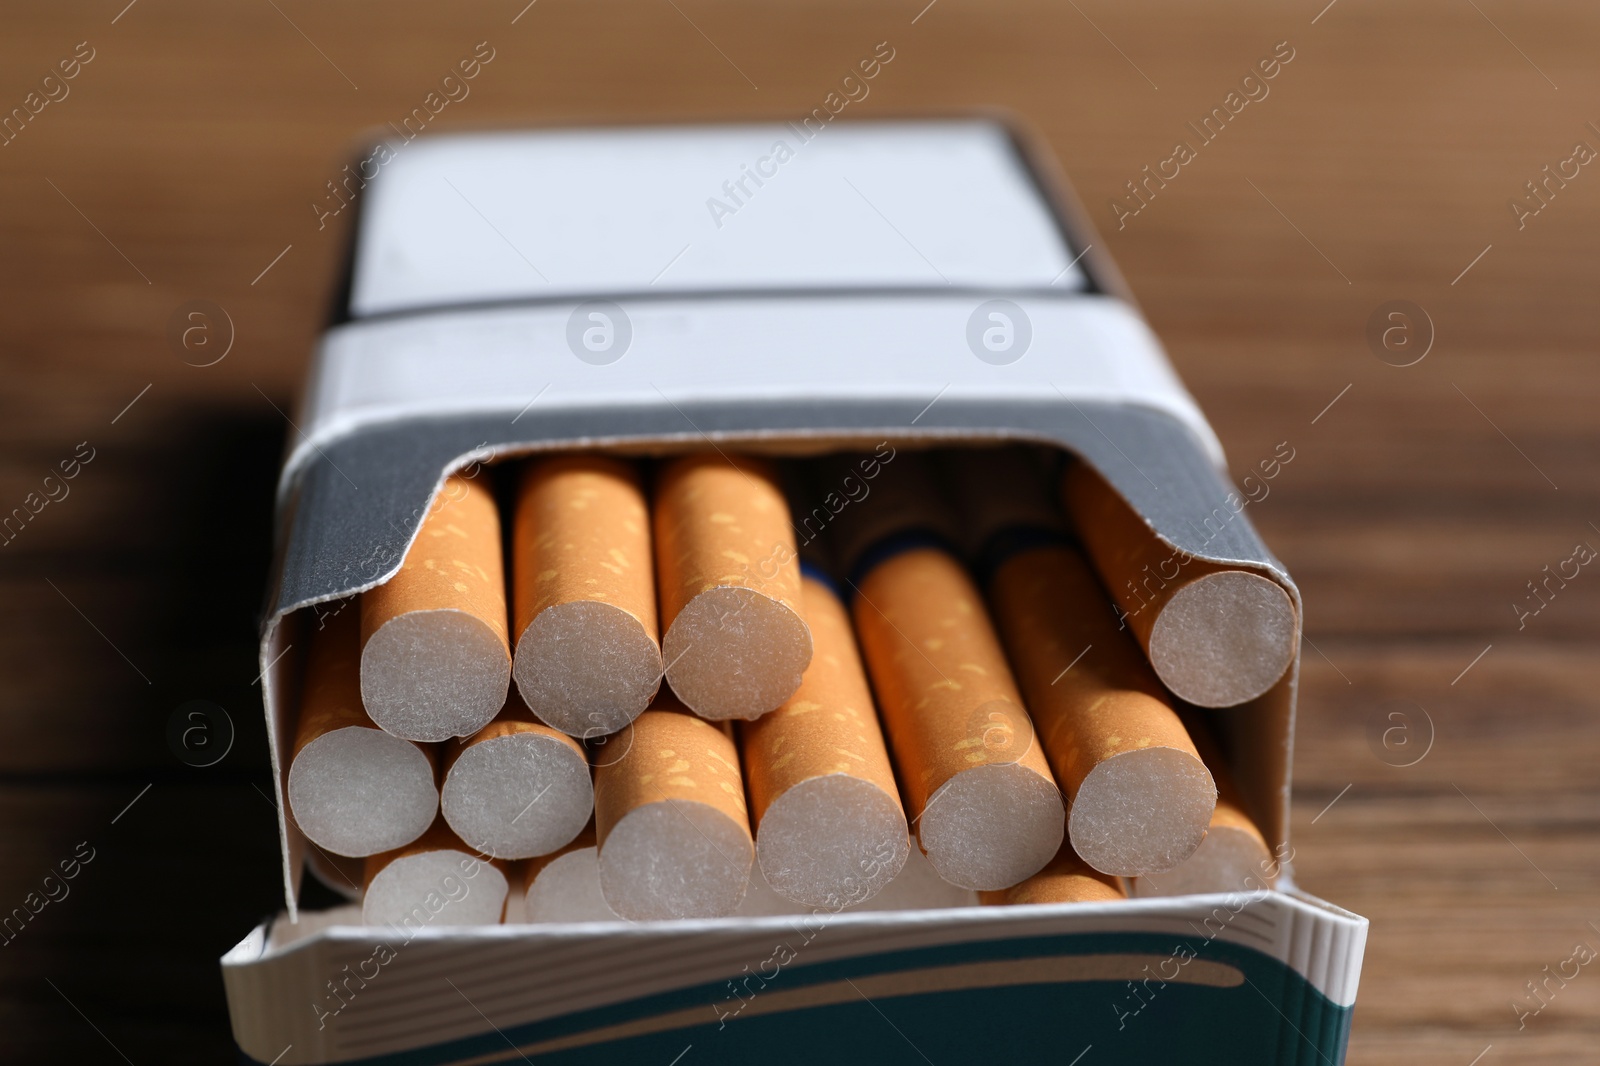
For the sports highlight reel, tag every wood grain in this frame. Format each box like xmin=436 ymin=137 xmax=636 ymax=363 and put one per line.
xmin=2 ymin=0 xmax=1598 ymax=1061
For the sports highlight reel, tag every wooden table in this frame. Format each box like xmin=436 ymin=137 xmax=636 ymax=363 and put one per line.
xmin=3 ymin=1 xmax=1596 ymax=1061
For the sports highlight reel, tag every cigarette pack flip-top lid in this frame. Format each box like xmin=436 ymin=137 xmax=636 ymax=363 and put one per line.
xmin=230 ymin=119 xmax=1366 ymax=1066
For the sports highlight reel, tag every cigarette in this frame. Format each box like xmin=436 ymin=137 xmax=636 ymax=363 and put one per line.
xmin=953 ymin=450 xmax=1214 ymax=877
xmin=287 ymin=604 xmax=439 ymax=858
xmin=979 ymin=845 xmax=1126 ymax=906
xmin=511 ymin=456 xmax=662 ymax=737
xmin=593 ymin=694 xmax=754 ymax=919
xmin=361 ymin=818 xmax=510 ymax=928
xmin=521 ymin=824 xmax=618 ymax=922
xmin=439 ymin=695 xmax=594 ymax=861
xmin=990 ymin=544 xmax=1216 ymax=876
xmin=654 ymin=453 xmax=812 ymax=720
xmin=848 ymin=503 xmax=1064 ymax=891
xmin=1062 ymin=462 xmax=1298 ymax=708
xmin=741 ymin=572 xmax=908 ymax=909
xmin=361 ymin=472 xmax=512 ymax=741
xmin=1131 ymin=719 xmax=1276 ymax=898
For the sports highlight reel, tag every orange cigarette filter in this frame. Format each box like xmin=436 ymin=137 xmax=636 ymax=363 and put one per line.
xmin=361 ymin=817 xmax=511 ymax=927
xmin=741 ymin=574 xmax=909 ymax=909
xmin=511 ymin=456 xmax=662 ymax=737
xmin=593 ymin=694 xmax=754 ymax=919
xmin=1061 ymin=462 xmax=1298 ymax=709
xmin=979 ymin=845 xmax=1126 ymax=906
xmin=287 ymin=604 xmax=439 ymax=858
xmin=520 ymin=823 xmax=617 ymax=922
xmin=1132 ymin=718 xmax=1276 ymax=898
xmin=654 ymin=453 xmax=812 ymax=720
xmin=853 ymin=547 xmax=1064 ymax=892
xmin=990 ymin=543 xmax=1216 ymax=877
xmin=439 ymin=695 xmax=593 ymax=861
xmin=360 ymin=473 xmax=512 ymax=741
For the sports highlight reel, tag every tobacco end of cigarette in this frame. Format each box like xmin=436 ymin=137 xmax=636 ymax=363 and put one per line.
xmin=441 ymin=727 xmax=593 ymax=861
xmin=662 ymin=586 xmax=812 ymax=720
xmin=287 ymin=726 xmax=438 ymax=858
xmin=361 ymin=609 xmax=511 ymax=741
xmin=597 ymin=799 xmax=754 ymax=920
xmin=980 ymin=848 xmax=1126 ymax=906
xmin=919 ymin=762 xmax=1065 ymax=892
xmin=1069 ymin=745 xmax=1216 ymax=877
xmin=1148 ymin=570 xmax=1298 ymax=708
xmin=758 ymin=773 xmax=909 ymax=910
xmin=515 ymin=600 xmax=662 ymax=736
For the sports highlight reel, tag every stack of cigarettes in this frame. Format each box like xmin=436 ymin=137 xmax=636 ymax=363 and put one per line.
xmin=285 ymin=446 xmax=1296 ymax=926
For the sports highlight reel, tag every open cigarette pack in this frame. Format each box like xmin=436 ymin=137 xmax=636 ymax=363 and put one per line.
xmin=224 ymin=119 xmax=1367 ymax=1065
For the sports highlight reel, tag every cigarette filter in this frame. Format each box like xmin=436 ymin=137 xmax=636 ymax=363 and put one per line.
xmin=733 ymin=867 xmax=810 ymax=917
xmin=741 ymin=573 xmax=908 ymax=909
xmin=360 ymin=473 xmax=512 ymax=741
xmin=593 ymin=695 xmax=754 ymax=919
xmin=511 ymin=456 xmax=662 ymax=737
xmin=654 ymin=453 xmax=811 ymax=720
xmin=853 ymin=546 xmax=1064 ymax=891
xmin=287 ymin=605 xmax=438 ymax=858
xmin=1132 ymin=719 xmax=1276 ymax=898
xmin=362 ymin=819 xmax=511 ymax=928
xmin=1062 ymin=462 xmax=1298 ymax=708
xmin=989 ymin=544 xmax=1216 ymax=876
xmin=439 ymin=696 xmax=593 ymax=861
xmin=979 ymin=845 xmax=1125 ymax=906
xmin=521 ymin=824 xmax=618 ymax=922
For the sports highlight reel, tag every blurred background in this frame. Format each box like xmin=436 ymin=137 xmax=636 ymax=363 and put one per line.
xmin=1 ymin=1 xmax=1597 ymax=1062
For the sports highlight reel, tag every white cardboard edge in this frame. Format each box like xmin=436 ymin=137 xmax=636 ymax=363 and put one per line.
xmin=222 ymin=889 xmax=1366 ymax=1065
xmin=278 ymin=294 xmax=1223 ymax=507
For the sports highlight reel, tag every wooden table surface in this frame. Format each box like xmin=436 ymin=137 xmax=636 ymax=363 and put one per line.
xmin=3 ymin=1 xmax=1598 ymax=1061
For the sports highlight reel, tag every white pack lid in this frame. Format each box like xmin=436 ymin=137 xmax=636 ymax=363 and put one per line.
xmin=348 ymin=120 xmax=1088 ymax=316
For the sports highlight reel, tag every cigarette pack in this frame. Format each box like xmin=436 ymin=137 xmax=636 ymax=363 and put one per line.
xmin=225 ymin=119 xmax=1367 ymax=1065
